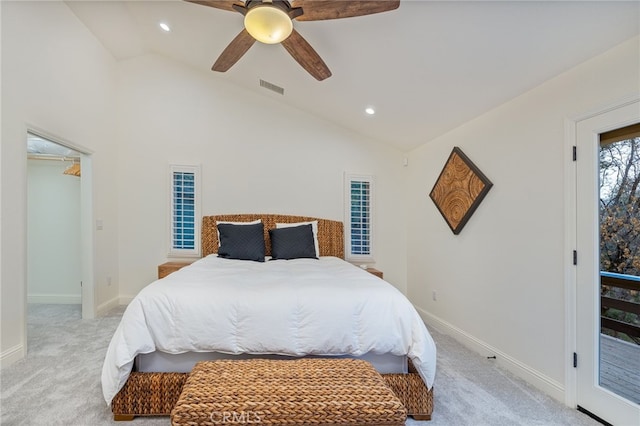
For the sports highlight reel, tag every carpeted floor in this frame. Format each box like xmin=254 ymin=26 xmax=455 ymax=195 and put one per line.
xmin=0 ymin=304 xmax=601 ymax=426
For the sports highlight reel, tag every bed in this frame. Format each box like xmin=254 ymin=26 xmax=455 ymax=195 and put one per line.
xmin=102 ymin=214 xmax=436 ymax=421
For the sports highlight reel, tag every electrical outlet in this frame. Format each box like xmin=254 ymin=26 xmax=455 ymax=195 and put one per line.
xmin=432 ymin=290 xmax=437 ymax=301
xmin=107 ymin=276 xmax=112 ymax=286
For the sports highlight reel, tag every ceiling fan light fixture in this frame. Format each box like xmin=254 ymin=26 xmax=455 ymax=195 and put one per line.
xmin=244 ymin=5 xmax=293 ymax=44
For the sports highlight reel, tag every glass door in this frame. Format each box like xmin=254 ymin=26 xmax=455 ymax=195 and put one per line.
xmin=576 ymin=101 xmax=640 ymax=426
xmin=598 ymin=125 xmax=640 ymax=405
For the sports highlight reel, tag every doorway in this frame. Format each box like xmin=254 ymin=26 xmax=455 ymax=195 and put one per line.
xmin=575 ymin=100 xmax=640 ymax=425
xmin=27 ymin=135 xmax=81 ymax=305
xmin=25 ymin=130 xmax=95 ymax=320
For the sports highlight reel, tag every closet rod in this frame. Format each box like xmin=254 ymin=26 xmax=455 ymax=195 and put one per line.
xmin=27 ymin=154 xmax=80 ymax=162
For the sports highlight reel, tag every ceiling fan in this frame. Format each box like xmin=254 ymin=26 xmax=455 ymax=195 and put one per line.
xmin=185 ymin=0 xmax=400 ymax=81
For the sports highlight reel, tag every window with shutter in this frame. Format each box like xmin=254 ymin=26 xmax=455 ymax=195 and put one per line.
xmin=169 ymin=165 xmax=201 ymax=257
xmin=345 ymin=173 xmax=374 ymax=262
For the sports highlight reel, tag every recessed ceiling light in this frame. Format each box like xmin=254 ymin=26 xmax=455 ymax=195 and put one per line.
xmin=365 ymin=107 xmax=375 ymax=115
xmin=159 ymin=22 xmax=171 ymax=32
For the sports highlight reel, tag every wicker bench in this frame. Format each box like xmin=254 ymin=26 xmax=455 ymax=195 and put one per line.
xmin=170 ymin=358 xmax=407 ymax=426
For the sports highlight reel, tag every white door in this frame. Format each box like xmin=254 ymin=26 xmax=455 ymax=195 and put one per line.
xmin=80 ymin=154 xmax=95 ymax=319
xmin=575 ymin=100 xmax=640 ymax=426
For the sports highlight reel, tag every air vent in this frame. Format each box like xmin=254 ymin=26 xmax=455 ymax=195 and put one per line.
xmin=259 ymin=79 xmax=284 ymax=95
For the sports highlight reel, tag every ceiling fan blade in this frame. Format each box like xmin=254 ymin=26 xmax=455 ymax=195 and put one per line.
xmin=291 ymin=0 xmax=399 ymax=21
xmin=183 ymin=0 xmax=242 ymax=13
xmin=212 ymin=29 xmax=256 ymax=72
xmin=281 ymin=29 xmax=331 ymax=81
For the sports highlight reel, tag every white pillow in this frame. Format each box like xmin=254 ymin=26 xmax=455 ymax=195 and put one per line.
xmin=216 ymin=219 xmax=262 ymax=247
xmin=276 ymin=221 xmax=319 ymax=257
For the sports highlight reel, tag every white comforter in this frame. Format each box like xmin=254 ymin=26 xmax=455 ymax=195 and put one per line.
xmin=101 ymin=256 xmax=436 ymax=405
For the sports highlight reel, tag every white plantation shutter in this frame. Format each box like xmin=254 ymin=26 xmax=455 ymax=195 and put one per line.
xmin=345 ymin=173 xmax=374 ymax=262
xmin=169 ymin=165 xmax=201 ymax=257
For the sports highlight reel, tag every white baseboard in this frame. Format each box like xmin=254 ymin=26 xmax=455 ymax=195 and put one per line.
xmin=0 ymin=344 xmax=25 ymax=369
xmin=27 ymin=293 xmax=81 ymax=304
xmin=118 ymin=295 xmax=135 ymax=305
xmin=96 ymin=296 xmax=120 ymax=316
xmin=415 ymin=306 xmax=566 ymax=403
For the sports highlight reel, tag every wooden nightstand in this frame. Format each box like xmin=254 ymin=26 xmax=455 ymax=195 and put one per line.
xmin=158 ymin=261 xmax=194 ymax=279
xmin=366 ymin=268 xmax=383 ymax=279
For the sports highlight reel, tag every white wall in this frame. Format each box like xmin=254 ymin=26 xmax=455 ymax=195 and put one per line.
xmin=1 ymin=1 xmax=118 ymax=365
xmin=27 ymin=159 xmax=81 ymax=303
xmin=115 ymin=54 xmax=408 ymax=299
xmin=406 ymin=36 xmax=640 ymax=400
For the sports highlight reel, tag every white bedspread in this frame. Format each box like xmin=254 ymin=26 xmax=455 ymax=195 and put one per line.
xmin=101 ymin=256 xmax=437 ymax=405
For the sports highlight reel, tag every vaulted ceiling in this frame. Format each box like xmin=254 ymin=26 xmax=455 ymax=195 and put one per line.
xmin=65 ymin=0 xmax=640 ymax=151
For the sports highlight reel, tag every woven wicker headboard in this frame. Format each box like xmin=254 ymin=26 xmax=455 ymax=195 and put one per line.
xmin=202 ymin=214 xmax=345 ymax=259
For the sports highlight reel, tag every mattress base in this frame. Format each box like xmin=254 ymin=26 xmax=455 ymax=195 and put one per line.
xmin=135 ymin=351 xmax=408 ymax=375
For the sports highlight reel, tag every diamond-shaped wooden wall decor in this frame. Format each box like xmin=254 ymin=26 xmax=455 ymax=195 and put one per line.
xmin=429 ymin=147 xmax=493 ymax=235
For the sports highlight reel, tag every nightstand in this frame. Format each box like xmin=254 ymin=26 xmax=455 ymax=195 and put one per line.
xmin=366 ymin=268 xmax=383 ymax=279
xmin=158 ymin=261 xmax=194 ymax=279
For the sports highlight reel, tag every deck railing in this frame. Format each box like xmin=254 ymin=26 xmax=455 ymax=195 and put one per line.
xmin=600 ymin=271 xmax=640 ymax=342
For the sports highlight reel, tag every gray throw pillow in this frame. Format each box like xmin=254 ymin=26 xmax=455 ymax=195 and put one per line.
xmin=269 ymin=224 xmax=317 ymax=260
xmin=217 ymin=222 xmax=265 ymax=262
